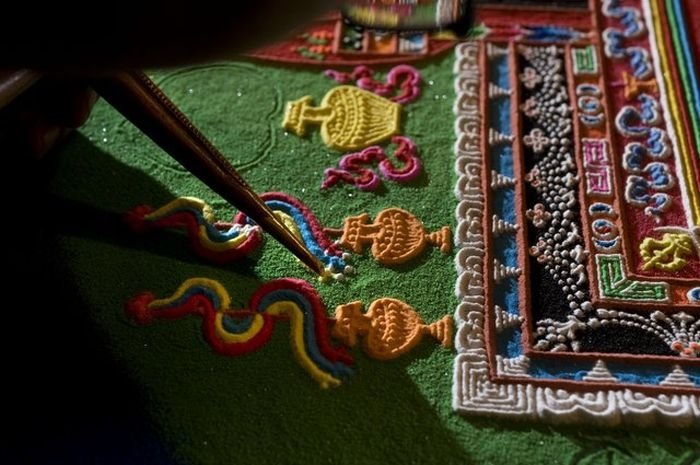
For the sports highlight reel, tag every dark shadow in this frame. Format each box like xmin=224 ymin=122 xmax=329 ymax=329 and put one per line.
xmin=2 ymin=132 xmax=473 ymax=465
xmin=39 ymin=193 xmax=259 ymax=275
xmin=241 ymin=328 xmax=475 ymax=465
xmin=2 ymin=134 xmax=182 ymax=465
xmin=27 ymin=133 xmax=260 ymax=275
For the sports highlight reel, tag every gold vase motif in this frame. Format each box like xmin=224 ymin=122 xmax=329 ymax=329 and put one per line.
xmin=282 ymin=85 xmax=401 ymax=152
xmin=332 ymin=299 xmax=453 ymax=360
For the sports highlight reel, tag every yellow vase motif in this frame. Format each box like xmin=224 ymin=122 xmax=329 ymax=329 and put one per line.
xmin=332 ymin=299 xmax=453 ymax=360
xmin=282 ymin=85 xmax=401 ymax=152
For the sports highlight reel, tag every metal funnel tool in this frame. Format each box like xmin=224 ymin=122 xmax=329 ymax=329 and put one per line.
xmin=340 ymin=0 xmax=473 ymax=34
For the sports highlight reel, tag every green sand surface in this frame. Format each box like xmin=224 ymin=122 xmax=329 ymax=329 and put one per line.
xmin=24 ymin=55 xmax=699 ymax=464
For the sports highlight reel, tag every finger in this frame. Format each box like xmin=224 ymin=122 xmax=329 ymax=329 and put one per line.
xmin=40 ymin=83 xmax=98 ymax=129
xmin=5 ymin=80 xmax=98 ymax=158
xmin=28 ymin=119 xmax=62 ymax=159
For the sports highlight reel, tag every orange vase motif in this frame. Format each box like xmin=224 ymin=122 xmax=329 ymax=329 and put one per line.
xmin=282 ymin=85 xmax=401 ymax=151
xmin=329 ymin=208 xmax=451 ymax=265
xmin=332 ymin=299 xmax=453 ymax=360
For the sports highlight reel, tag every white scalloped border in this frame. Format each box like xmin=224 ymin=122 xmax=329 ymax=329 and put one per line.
xmin=451 ymin=41 xmax=700 ymax=427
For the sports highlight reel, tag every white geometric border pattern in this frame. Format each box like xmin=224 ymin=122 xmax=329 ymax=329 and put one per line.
xmin=451 ymin=41 xmax=700 ymax=427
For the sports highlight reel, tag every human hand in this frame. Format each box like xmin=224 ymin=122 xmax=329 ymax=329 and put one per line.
xmin=0 ymin=72 xmax=98 ymax=158
xmin=0 ymin=1 xmax=331 ymax=157
xmin=0 ymin=1 xmax=331 ymax=70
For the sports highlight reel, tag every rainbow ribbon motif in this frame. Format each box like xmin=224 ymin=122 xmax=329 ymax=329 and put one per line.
xmin=126 ymin=277 xmax=354 ymax=388
xmin=125 ymin=197 xmax=262 ymax=263
xmin=125 ymin=192 xmax=353 ymax=280
xmin=234 ymin=192 xmax=351 ymax=280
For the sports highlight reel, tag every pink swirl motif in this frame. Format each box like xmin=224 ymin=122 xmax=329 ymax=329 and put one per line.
xmin=322 ymin=136 xmax=422 ymax=191
xmin=324 ymin=65 xmax=422 ymax=105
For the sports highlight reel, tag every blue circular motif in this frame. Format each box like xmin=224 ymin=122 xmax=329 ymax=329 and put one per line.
xmin=687 ymin=287 xmax=700 ymax=303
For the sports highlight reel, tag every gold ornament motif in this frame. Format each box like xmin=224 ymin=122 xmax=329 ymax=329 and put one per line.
xmin=332 ymin=299 xmax=453 ymax=360
xmin=282 ymin=85 xmax=401 ymax=151
xmin=640 ymin=232 xmax=697 ymax=271
xmin=620 ymin=72 xmax=658 ymax=99
xmin=326 ymin=208 xmax=451 ymax=265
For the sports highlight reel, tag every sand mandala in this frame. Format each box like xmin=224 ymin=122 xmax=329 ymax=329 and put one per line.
xmin=452 ymin=0 xmax=699 ymax=427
